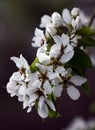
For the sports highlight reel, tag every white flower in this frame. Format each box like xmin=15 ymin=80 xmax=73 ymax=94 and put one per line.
xmin=11 ymin=55 xmax=31 ymax=82
xmin=27 ymin=78 xmax=55 ymax=118
xmin=53 ymin=34 xmax=74 ymax=64
xmin=52 ymin=12 xmax=63 ymax=27
xmin=67 ymin=75 xmax=87 ymax=100
xmin=32 ymin=28 xmax=46 ymax=47
xmin=71 ymin=7 xmax=80 ymax=17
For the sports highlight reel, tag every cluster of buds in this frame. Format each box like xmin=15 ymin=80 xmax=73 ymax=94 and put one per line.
xmin=6 ymin=7 xmax=95 ymax=119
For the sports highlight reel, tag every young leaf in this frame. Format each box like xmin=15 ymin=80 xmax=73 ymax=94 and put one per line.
xmin=76 ymin=26 xmax=95 ymax=36
xmin=78 ymin=37 xmax=95 ymax=47
xmin=82 ymin=82 xmax=91 ymax=96
xmin=30 ymin=58 xmax=39 ymax=72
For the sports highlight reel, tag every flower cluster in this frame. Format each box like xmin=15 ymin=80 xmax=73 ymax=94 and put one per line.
xmin=6 ymin=7 xmax=95 ymax=119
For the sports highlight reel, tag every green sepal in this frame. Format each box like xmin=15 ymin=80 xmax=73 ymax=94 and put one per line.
xmin=76 ymin=26 xmax=95 ymax=36
xmin=82 ymin=82 xmax=91 ymax=96
xmin=30 ymin=58 xmax=39 ymax=72
xmin=48 ymin=106 xmax=60 ymax=118
xmin=78 ymin=37 xmax=95 ymax=47
xmin=48 ymin=93 xmax=60 ymax=118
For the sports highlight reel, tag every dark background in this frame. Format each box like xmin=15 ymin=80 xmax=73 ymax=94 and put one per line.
xmin=0 ymin=0 xmax=95 ymax=130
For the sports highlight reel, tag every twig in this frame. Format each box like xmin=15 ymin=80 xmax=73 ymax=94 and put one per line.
xmin=88 ymin=8 xmax=95 ymax=26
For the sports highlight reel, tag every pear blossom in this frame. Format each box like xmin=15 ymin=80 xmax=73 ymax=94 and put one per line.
xmin=6 ymin=7 xmax=93 ymax=119
xmin=11 ymin=55 xmax=31 ymax=82
xmin=32 ymin=28 xmax=46 ymax=47
xmin=53 ymin=33 xmax=74 ymax=64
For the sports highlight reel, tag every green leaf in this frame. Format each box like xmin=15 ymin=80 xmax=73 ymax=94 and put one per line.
xmin=65 ymin=48 xmax=92 ymax=75
xmin=30 ymin=58 xmax=39 ymax=72
xmin=82 ymin=82 xmax=91 ymax=96
xmin=76 ymin=26 xmax=95 ymax=36
xmin=78 ymin=37 xmax=95 ymax=47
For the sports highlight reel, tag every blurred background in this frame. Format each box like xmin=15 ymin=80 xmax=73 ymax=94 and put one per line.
xmin=0 ymin=0 xmax=95 ymax=130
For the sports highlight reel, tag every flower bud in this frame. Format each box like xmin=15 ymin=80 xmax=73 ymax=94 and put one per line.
xmin=71 ymin=7 xmax=80 ymax=17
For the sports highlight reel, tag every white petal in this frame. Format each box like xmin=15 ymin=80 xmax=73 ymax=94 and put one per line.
xmin=67 ymin=85 xmax=80 ymax=100
xmin=36 ymin=63 xmax=46 ymax=73
xmin=62 ymin=9 xmax=72 ymax=25
xmin=40 ymin=15 xmax=51 ymax=28
xmin=60 ymin=50 xmax=74 ymax=64
xmin=37 ymin=47 xmax=50 ymax=65
xmin=46 ymin=24 xmax=57 ymax=36
xmin=29 ymin=94 xmax=38 ymax=103
xmin=47 ymin=72 xmax=58 ymax=80
xmin=50 ymin=44 xmax=61 ymax=58
xmin=61 ymin=33 xmax=69 ymax=46
xmin=6 ymin=80 xmax=18 ymax=94
xmin=70 ymin=75 xmax=87 ymax=86
xmin=18 ymin=84 xmax=26 ymax=95
xmin=72 ymin=16 xmax=83 ymax=30
xmin=53 ymin=84 xmax=63 ymax=97
xmin=64 ymin=44 xmax=73 ymax=53
xmin=75 ymin=16 xmax=83 ymax=30
xmin=35 ymin=28 xmax=44 ymax=38
xmin=28 ymin=79 xmax=41 ymax=91
xmin=53 ymin=35 xmax=62 ymax=45
xmin=45 ymin=99 xmax=56 ymax=111
xmin=38 ymin=98 xmax=48 ymax=118
xmin=10 ymin=72 xmax=21 ymax=81
xmin=43 ymin=80 xmax=52 ymax=94
xmin=56 ymin=66 xmax=65 ymax=74
xmin=71 ymin=7 xmax=80 ymax=17
xmin=38 ymin=96 xmax=45 ymax=109
xmin=52 ymin=12 xmax=62 ymax=27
